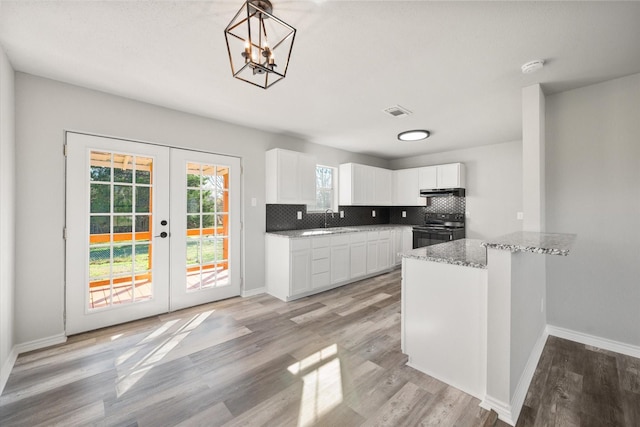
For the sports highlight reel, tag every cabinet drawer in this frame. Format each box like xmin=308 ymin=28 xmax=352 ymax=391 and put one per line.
xmin=312 ymin=258 xmax=330 ymax=274
xmin=312 ymin=236 xmax=331 ymax=248
xmin=291 ymin=239 xmax=311 ymax=251
xmin=312 ymin=247 xmax=330 ymax=260
xmin=312 ymin=272 xmax=330 ymax=288
xmin=379 ymin=230 xmax=391 ymax=240
xmin=367 ymin=231 xmax=379 ymax=241
xmin=331 ymin=234 xmax=350 ymax=246
xmin=350 ymin=232 xmax=367 ymax=244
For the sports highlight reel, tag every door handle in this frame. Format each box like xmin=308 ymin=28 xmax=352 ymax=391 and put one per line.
xmin=155 ymin=231 xmax=168 ymax=238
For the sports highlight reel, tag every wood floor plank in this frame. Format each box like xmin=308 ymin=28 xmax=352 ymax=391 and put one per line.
xmin=2 ymin=268 xmax=637 ymax=426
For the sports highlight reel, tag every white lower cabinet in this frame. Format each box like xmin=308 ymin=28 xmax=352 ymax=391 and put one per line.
xmin=330 ymin=234 xmax=350 ymax=284
xmin=366 ymin=232 xmax=379 ymax=274
xmin=377 ymin=230 xmax=391 ymax=271
xmin=350 ymin=233 xmax=367 ymax=279
xmin=392 ymin=227 xmax=414 ymax=266
xmin=291 ymin=249 xmax=312 ymax=295
xmin=266 ymin=227 xmax=410 ymax=301
xmin=367 ymin=230 xmax=392 ymax=273
xmin=311 ymin=237 xmax=331 ymax=289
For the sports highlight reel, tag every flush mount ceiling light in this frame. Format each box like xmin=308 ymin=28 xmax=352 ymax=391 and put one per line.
xmin=398 ymin=130 xmax=430 ymax=141
xmin=224 ymin=0 xmax=296 ymax=89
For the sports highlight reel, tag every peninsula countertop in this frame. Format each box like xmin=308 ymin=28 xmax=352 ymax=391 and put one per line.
xmin=400 ymin=231 xmax=577 ymax=269
xmin=401 ymin=239 xmax=487 ymax=269
xmin=480 ymin=231 xmax=576 ymax=256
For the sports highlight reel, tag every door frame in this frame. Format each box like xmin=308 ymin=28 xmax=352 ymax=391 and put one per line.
xmin=64 ymin=131 xmax=244 ymax=335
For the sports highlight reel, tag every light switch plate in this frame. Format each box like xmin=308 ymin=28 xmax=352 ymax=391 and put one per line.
xmin=251 ymin=197 xmax=257 ymax=207
xmin=517 ymin=212 xmax=524 ymax=220
xmin=297 ymin=211 xmax=303 ymax=220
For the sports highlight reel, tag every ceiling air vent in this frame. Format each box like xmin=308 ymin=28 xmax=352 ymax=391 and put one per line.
xmin=383 ymin=105 xmax=412 ymax=118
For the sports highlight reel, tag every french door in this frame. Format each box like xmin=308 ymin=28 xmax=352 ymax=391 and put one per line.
xmin=65 ymin=132 xmax=241 ymax=335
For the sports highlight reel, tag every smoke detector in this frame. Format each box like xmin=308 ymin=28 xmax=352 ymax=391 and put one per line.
xmin=383 ymin=105 xmax=413 ymax=118
xmin=521 ymin=60 xmax=545 ymax=74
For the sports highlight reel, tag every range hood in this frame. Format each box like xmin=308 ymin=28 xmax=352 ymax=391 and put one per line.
xmin=420 ymin=188 xmax=466 ymax=198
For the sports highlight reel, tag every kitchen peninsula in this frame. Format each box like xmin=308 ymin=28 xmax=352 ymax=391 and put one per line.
xmin=401 ymin=231 xmax=576 ymax=425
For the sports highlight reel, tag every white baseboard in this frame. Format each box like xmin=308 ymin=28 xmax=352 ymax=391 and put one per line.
xmin=14 ymin=333 xmax=67 ymax=355
xmin=546 ymin=324 xmax=640 ymax=359
xmin=0 ymin=346 xmax=19 ymax=395
xmin=481 ymin=395 xmax=514 ymax=426
xmin=481 ymin=327 xmax=548 ymax=426
xmin=509 ymin=328 xmax=549 ymax=425
xmin=242 ymin=287 xmax=266 ymax=297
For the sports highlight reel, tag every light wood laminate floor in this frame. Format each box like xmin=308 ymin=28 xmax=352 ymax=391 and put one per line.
xmin=1 ymin=269 xmax=638 ymax=426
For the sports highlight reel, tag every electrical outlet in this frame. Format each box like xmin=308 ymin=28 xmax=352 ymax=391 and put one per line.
xmin=297 ymin=211 xmax=302 ymax=220
xmin=402 ymin=211 xmax=407 ymax=218
xmin=465 ymin=211 xmax=470 ymax=218
xmin=340 ymin=210 xmax=344 ymax=218
xmin=517 ymin=212 xmax=524 ymax=220
xmin=372 ymin=210 xmax=376 ymax=217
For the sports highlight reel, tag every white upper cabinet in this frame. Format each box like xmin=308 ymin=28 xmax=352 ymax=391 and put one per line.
xmin=438 ymin=163 xmax=465 ymax=188
xmin=339 ymin=163 xmax=392 ymax=206
xmin=340 ymin=162 xmax=464 ymax=206
xmin=418 ymin=166 xmax=438 ymax=189
xmin=393 ymin=168 xmax=424 ymax=206
xmin=374 ymin=168 xmax=393 ymax=205
xmin=418 ymin=163 xmax=465 ymax=190
xmin=266 ymin=148 xmax=316 ymax=204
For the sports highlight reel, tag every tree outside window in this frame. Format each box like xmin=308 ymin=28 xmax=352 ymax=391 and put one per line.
xmin=308 ymin=165 xmax=336 ymax=211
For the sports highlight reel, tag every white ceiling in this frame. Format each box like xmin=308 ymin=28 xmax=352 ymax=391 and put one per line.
xmin=1 ymin=1 xmax=640 ymax=159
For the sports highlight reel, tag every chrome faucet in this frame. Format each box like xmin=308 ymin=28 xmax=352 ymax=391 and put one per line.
xmin=324 ymin=209 xmax=335 ymax=228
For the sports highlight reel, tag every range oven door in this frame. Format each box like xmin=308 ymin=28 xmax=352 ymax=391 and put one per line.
xmin=412 ymin=229 xmax=453 ymax=249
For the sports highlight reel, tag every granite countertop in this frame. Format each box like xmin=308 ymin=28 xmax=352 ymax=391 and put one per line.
xmin=481 ymin=231 xmax=576 ymax=256
xmin=266 ymin=224 xmax=416 ymax=238
xmin=401 ymin=239 xmax=487 ymax=269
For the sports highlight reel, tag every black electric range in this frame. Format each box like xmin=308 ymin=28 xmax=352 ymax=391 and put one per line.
xmin=412 ymin=213 xmax=466 ymax=249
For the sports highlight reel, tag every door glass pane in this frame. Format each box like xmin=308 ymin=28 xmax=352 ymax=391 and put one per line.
xmin=184 ymin=161 xmax=232 ymax=291
xmin=112 ymin=244 xmax=134 ymax=276
xmin=90 ymin=216 xmax=110 ymax=235
xmin=90 ymin=152 xmax=111 ymax=182
xmin=135 ymin=187 xmax=150 ymax=213
xmin=90 ymin=184 xmax=110 ymax=213
xmin=135 ymin=244 xmax=150 ymax=273
xmin=135 ymin=215 xmax=150 ymax=233
xmin=113 ymin=154 xmax=133 ymax=183
xmin=187 ymin=215 xmax=200 ymax=229
xmin=187 ymin=189 xmax=200 ymax=213
xmin=88 ymin=150 xmax=154 ymax=310
xmin=113 ymin=185 xmax=133 ymax=213
xmin=135 ymin=157 xmax=152 ymax=184
xmin=113 ymin=215 xmax=132 ymax=233
xmin=186 ymin=237 xmax=200 ymax=266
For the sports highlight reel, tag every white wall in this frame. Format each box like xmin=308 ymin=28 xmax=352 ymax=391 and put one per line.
xmin=13 ymin=73 xmax=387 ymax=345
xmin=546 ymin=72 xmax=640 ymax=347
xmin=0 ymin=46 xmax=16 ymax=391
xmin=522 ymin=84 xmax=546 ymax=232
xmin=389 ymin=141 xmax=522 ymax=240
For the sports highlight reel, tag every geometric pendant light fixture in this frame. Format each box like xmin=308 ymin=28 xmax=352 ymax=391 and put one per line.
xmin=224 ymin=0 xmax=296 ymax=89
